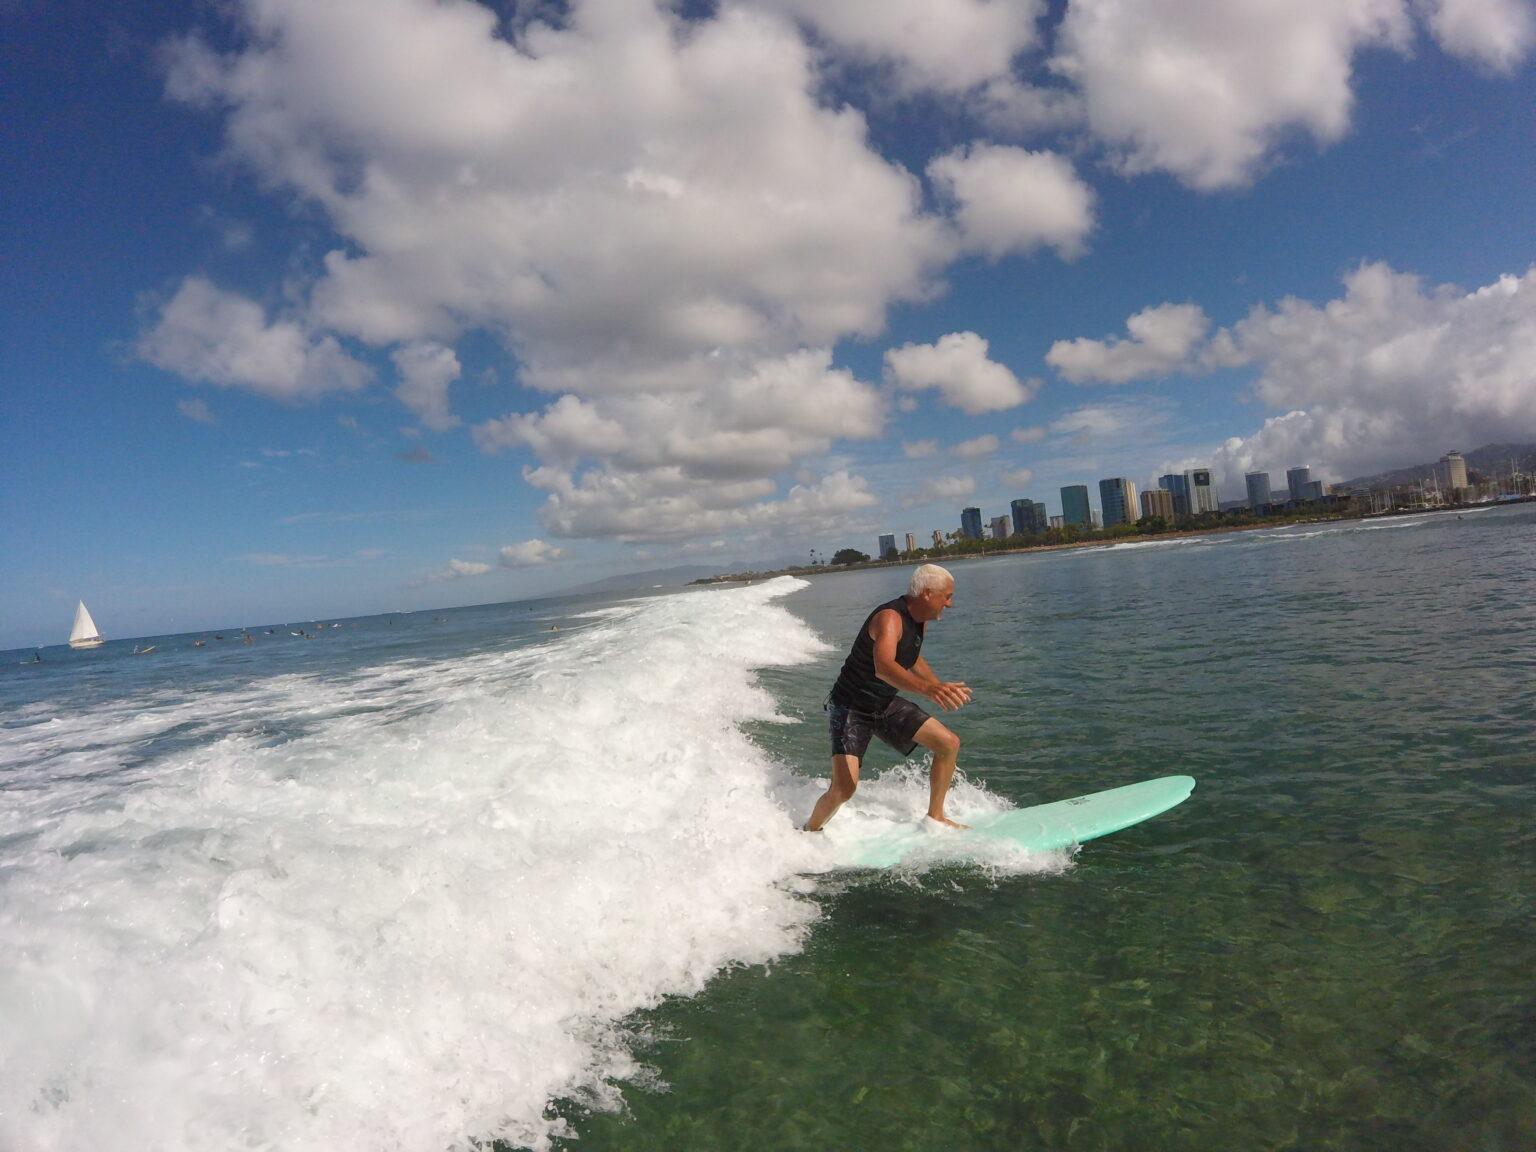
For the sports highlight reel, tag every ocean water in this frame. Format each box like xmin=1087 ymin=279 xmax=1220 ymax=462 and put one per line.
xmin=2 ymin=505 xmax=1533 ymax=1151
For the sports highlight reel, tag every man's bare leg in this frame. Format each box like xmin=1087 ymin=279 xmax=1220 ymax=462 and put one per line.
xmin=804 ymin=754 xmax=860 ymax=831
xmin=913 ymin=718 xmax=966 ymax=828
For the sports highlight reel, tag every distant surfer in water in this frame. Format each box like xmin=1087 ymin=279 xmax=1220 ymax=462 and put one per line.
xmin=803 ymin=563 xmax=972 ymax=831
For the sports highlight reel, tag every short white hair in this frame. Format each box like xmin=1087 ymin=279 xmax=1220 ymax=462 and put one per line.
xmin=909 ymin=563 xmax=953 ymax=596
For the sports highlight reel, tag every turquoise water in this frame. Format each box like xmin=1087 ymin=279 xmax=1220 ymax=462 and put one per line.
xmin=551 ymin=507 xmax=1535 ymax=1150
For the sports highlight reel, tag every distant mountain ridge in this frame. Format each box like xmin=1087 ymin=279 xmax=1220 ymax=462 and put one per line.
xmin=1339 ymin=443 xmax=1536 ymax=490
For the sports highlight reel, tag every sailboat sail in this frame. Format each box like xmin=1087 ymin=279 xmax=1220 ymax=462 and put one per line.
xmin=68 ymin=600 xmax=105 ymax=649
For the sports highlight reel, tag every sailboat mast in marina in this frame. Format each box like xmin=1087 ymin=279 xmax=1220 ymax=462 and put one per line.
xmin=68 ymin=600 xmax=105 ymax=649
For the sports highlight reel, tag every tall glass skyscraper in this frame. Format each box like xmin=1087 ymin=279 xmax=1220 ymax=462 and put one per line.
xmin=1286 ymin=466 xmax=1311 ymax=501
xmin=1060 ymin=485 xmax=1091 ymax=527
xmin=1245 ymin=471 xmax=1272 ymax=509
xmin=1099 ymin=478 xmax=1137 ymax=528
xmin=1159 ymin=472 xmax=1191 ymax=516
xmin=961 ymin=507 xmax=982 ymax=540
xmin=1010 ymin=497 xmax=1048 ymax=536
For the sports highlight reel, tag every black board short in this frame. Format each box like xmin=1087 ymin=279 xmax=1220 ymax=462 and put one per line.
xmin=828 ymin=697 xmax=931 ymax=759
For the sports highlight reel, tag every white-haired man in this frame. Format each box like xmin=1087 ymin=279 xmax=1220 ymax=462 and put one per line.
xmin=804 ymin=563 xmax=972 ymax=831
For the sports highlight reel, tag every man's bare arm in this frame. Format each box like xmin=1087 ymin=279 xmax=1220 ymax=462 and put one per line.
xmin=869 ymin=611 xmax=972 ymax=712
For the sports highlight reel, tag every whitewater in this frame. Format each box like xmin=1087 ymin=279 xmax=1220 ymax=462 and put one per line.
xmin=0 ymin=577 xmax=1033 ymax=1152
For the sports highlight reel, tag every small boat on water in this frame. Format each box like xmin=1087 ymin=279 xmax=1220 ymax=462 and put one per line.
xmin=68 ymin=601 xmax=105 ymax=649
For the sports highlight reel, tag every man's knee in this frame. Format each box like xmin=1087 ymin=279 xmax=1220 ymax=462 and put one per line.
xmin=919 ymin=722 xmax=960 ymax=758
xmin=829 ymin=757 xmax=860 ymax=800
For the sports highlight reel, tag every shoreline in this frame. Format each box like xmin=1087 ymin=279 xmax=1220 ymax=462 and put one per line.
xmin=690 ymin=499 xmax=1529 ymax=586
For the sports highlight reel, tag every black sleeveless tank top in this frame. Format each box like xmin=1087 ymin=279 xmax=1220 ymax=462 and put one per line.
xmin=829 ymin=597 xmax=924 ymax=713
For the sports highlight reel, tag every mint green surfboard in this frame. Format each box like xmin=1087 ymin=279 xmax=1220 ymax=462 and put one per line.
xmin=850 ymin=775 xmax=1197 ymax=868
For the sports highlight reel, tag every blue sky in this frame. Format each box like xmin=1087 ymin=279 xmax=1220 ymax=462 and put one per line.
xmin=4 ymin=0 xmax=1535 ymax=646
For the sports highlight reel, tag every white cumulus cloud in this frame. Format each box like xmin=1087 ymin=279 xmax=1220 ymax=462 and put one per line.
xmin=428 ymin=558 xmax=494 ymax=582
xmin=177 ymin=397 xmax=217 ymax=425
xmin=885 ymin=331 xmax=1037 ymax=414
xmin=927 ymin=143 xmax=1095 ymax=260
xmin=1047 ymin=303 xmax=1211 ymax=384
xmin=476 ymin=351 xmax=883 ymax=499
xmin=1051 ymin=399 xmax=1172 ymax=444
xmin=140 ymin=0 xmax=1533 ymax=557
xmin=526 ymin=468 xmax=879 ymax=543
xmin=756 ymin=0 xmax=1046 ymax=92
xmin=392 ymin=342 xmax=462 ymax=432
xmin=139 ymin=277 xmax=372 ymax=401
xmin=1053 ymin=0 xmax=1414 ymax=189
xmin=498 ymin=539 xmax=564 ymax=567
xmin=162 ymin=0 xmax=950 ymax=363
xmin=155 ymin=0 xmax=951 ymax=541
xmin=1208 ymin=262 xmax=1536 ymax=481
xmin=1420 ymin=0 xmax=1536 ymax=72
xmin=900 ymin=474 xmax=978 ymax=509
xmin=954 ymin=434 xmax=1001 ymax=459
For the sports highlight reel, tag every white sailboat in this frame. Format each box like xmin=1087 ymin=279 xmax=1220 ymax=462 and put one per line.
xmin=68 ymin=600 xmax=105 ymax=649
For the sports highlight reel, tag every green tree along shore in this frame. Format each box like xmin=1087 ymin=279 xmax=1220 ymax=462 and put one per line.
xmin=691 ymin=494 xmax=1536 ymax=586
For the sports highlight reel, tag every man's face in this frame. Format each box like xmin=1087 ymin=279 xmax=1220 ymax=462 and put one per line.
xmin=919 ymin=580 xmax=955 ymax=621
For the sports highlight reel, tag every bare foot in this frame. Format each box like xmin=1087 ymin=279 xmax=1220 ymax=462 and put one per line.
xmin=925 ymin=815 xmax=969 ymax=830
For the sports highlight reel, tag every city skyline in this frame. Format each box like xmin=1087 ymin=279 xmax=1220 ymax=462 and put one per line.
xmin=876 ymin=441 xmax=1509 ymax=551
xmin=5 ymin=2 xmax=1535 ymax=645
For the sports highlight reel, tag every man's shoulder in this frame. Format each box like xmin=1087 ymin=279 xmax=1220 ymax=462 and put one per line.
xmin=863 ymin=602 xmax=900 ymax=631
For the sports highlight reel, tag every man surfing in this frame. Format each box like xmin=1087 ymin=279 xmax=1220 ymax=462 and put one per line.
xmin=803 ymin=564 xmax=972 ymax=831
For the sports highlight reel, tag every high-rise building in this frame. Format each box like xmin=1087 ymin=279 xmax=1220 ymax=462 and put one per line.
xmin=1048 ymin=515 xmax=1064 ymax=529
xmin=961 ymin=507 xmax=983 ymax=540
xmin=1245 ymin=471 xmax=1272 ymax=509
xmin=1009 ymin=498 xmax=1028 ymax=535
xmin=932 ymin=530 xmax=944 ymax=548
xmin=1159 ymin=473 xmax=1191 ymax=516
xmin=1439 ymin=450 xmax=1469 ymax=492
xmin=905 ymin=532 xmax=916 ymax=554
xmin=989 ymin=515 xmax=1010 ymax=540
xmin=1141 ymin=488 xmax=1175 ymax=521
xmin=1286 ymin=466 xmax=1311 ymax=501
xmin=878 ymin=533 xmax=897 ymax=559
xmin=1060 ymin=485 xmax=1092 ymax=527
xmin=1099 ymin=477 xmax=1137 ymax=527
xmin=1303 ymin=480 xmax=1326 ymax=501
xmin=1187 ymin=469 xmax=1217 ymax=514
xmin=1010 ymin=497 xmax=1049 ymax=536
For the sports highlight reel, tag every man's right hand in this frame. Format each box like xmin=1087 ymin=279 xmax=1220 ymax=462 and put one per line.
xmin=927 ymin=681 xmax=972 ymax=711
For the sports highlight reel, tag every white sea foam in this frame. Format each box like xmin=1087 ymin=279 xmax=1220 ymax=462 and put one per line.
xmin=0 ymin=576 xmax=1066 ymax=1150
xmin=1090 ymin=535 xmax=1209 ymax=554
xmin=0 ymin=579 xmax=853 ymax=1151
xmin=786 ymin=763 xmax=1074 ymax=878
